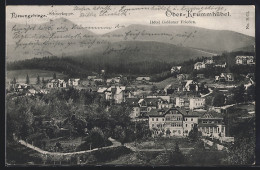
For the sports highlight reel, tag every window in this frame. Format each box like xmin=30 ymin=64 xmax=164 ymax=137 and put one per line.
xmin=185 ymin=118 xmax=187 ymax=121
xmin=152 ymin=124 xmax=154 ymax=127
xmin=186 ymin=124 xmax=188 ymax=127
xmin=162 ymin=118 xmax=164 ymax=121
xmin=191 ymin=118 xmax=193 ymax=121
xmin=152 ymin=118 xmax=154 ymax=121
xmin=156 ymin=118 xmax=158 ymax=121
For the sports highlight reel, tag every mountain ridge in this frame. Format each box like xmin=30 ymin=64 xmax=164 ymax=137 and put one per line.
xmin=6 ymin=17 xmax=255 ymax=62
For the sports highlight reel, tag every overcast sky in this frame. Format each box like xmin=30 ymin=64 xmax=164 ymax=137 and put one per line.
xmin=6 ymin=5 xmax=255 ymax=36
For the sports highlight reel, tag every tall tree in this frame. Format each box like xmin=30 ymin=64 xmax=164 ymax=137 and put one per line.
xmin=12 ymin=77 xmax=16 ymax=84
xmin=232 ymin=84 xmax=245 ymax=104
xmin=36 ymin=74 xmax=41 ymax=85
xmin=151 ymin=85 xmax=158 ymax=94
xmin=53 ymin=73 xmax=56 ymax=79
xmin=213 ymin=93 xmax=226 ymax=107
xmin=168 ymin=142 xmax=185 ymax=165
xmin=188 ymin=124 xmax=202 ymax=142
xmin=42 ymin=77 xmax=45 ymax=84
xmin=26 ymin=74 xmax=30 ymax=84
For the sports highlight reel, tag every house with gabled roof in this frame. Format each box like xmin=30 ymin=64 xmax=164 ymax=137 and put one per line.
xmin=46 ymin=79 xmax=67 ymax=88
xmin=87 ymin=76 xmax=97 ymax=80
xmin=147 ymin=108 xmax=166 ymax=136
xmin=177 ymin=80 xmax=199 ymax=92
xmin=171 ymin=66 xmax=182 ymax=74
xmin=146 ymin=105 xmax=227 ymax=138
xmin=215 ymin=73 xmax=234 ymax=82
xmin=198 ymin=111 xmax=226 ymax=138
xmin=147 ymin=107 xmax=186 ymax=137
xmin=106 ymin=77 xmax=121 ymax=85
xmin=182 ymin=110 xmax=200 ymax=136
xmin=104 ymin=86 xmax=126 ymax=104
xmin=194 ymin=62 xmax=206 ymax=70
xmin=138 ymin=97 xmax=158 ymax=116
xmin=126 ymin=97 xmax=141 ymax=119
xmin=236 ymin=56 xmax=255 ymax=65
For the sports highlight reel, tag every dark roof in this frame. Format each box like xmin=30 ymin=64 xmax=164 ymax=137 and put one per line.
xmin=125 ymin=98 xmax=140 ymax=107
xmin=147 ymin=109 xmax=165 ymax=117
xmin=198 ymin=124 xmax=219 ymax=127
xmin=144 ymin=98 xmax=159 ymax=106
xmin=199 ymin=111 xmax=223 ymax=119
xmin=178 ymin=108 xmax=200 ymax=117
xmin=164 ymin=107 xmax=183 ymax=115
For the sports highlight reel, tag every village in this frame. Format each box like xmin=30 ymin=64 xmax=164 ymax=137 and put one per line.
xmin=7 ymin=55 xmax=255 ymax=141
xmin=5 ymin=54 xmax=256 ymax=166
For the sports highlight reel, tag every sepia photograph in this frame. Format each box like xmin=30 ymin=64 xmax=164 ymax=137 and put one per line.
xmin=5 ymin=5 xmax=256 ymax=166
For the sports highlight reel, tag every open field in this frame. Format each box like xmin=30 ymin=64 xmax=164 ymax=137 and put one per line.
xmin=153 ymin=77 xmax=179 ymax=89
xmin=6 ymin=69 xmax=67 ymax=84
xmin=45 ymin=137 xmax=84 ymax=153
xmin=135 ymin=137 xmax=194 ymax=150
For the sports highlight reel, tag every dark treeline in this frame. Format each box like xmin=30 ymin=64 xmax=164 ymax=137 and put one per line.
xmin=7 ymin=57 xmax=91 ymax=78
xmin=7 ymin=51 xmax=255 ymax=78
xmin=7 ymin=56 xmax=175 ymax=77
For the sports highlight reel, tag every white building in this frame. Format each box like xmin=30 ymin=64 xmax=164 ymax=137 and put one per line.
xmin=194 ymin=62 xmax=206 ymax=70
xmin=198 ymin=112 xmax=226 ymax=138
xmin=204 ymin=58 xmax=214 ymax=64
xmin=175 ymin=97 xmax=205 ymax=110
xmin=175 ymin=97 xmax=189 ymax=108
xmin=183 ymin=115 xmax=199 ymax=136
xmin=189 ymin=97 xmax=205 ymax=110
xmin=105 ymin=86 xmax=126 ymax=104
xmin=171 ymin=66 xmax=182 ymax=74
xmin=68 ymin=78 xmax=80 ymax=86
xmin=235 ymin=56 xmax=255 ymax=65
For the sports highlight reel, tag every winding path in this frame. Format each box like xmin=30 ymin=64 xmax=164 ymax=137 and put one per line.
xmin=124 ymin=143 xmax=193 ymax=153
xmin=17 ymin=137 xmax=121 ymax=156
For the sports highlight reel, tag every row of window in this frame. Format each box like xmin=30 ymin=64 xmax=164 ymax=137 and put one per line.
xmin=199 ymin=127 xmax=224 ymax=133
xmin=202 ymin=120 xmax=219 ymax=124
xmin=151 ymin=118 xmax=164 ymax=121
xmin=165 ymin=117 xmax=182 ymax=121
xmin=152 ymin=118 xmax=195 ymax=121
xmin=185 ymin=118 xmax=194 ymax=121
xmin=171 ymin=123 xmax=182 ymax=127
xmin=195 ymin=102 xmax=204 ymax=106
xmin=184 ymin=124 xmax=194 ymax=127
xmin=151 ymin=124 xmax=164 ymax=128
xmin=153 ymin=130 xmax=182 ymax=135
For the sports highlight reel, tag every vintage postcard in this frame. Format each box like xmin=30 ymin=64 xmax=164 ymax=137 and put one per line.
xmin=6 ymin=5 xmax=255 ymax=166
